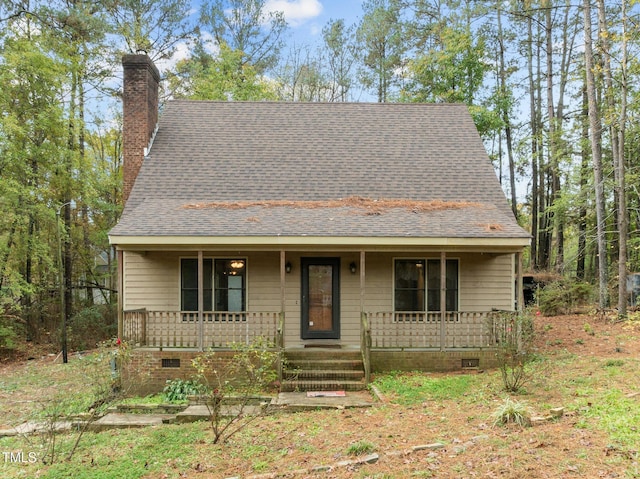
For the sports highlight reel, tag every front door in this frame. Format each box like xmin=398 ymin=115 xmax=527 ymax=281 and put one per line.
xmin=301 ymin=258 xmax=340 ymax=339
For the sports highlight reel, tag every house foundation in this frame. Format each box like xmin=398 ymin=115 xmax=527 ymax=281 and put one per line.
xmin=122 ymin=348 xmax=499 ymax=396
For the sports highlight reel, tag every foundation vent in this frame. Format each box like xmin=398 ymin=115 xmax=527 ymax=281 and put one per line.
xmin=161 ymin=358 xmax=181 ymax=368
xmin=461 ymin=358 xmax=479 ymax=369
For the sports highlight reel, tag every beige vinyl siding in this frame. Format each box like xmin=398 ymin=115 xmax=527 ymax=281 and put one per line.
xmin=459 ymin=253 xmax=514 ymax=311
xmin=362 ymin=254 xmax=393 ymax=316
xmin=361 ymin=252 xmax=516 ymax=314
xmin=123 ymin=251 xmax=179 ymax=310
xmin=124 ymin=251 xmax=285 ymax=313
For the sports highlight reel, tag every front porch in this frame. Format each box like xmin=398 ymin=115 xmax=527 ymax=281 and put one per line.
xmin=116 ymin=247 xmax=524 ymax=392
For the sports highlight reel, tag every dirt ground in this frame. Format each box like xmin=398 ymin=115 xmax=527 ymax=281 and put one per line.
xmin=533 ymin=311 xmax=640 ymax=356
xmin=191 ymin=313 xmax=640 ymax=478
xmin=1 ymin=313 xmax=639 ymax=478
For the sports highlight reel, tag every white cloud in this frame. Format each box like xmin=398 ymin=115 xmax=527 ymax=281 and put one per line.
xmin=265 ymin=0 xmax=323 ymax=26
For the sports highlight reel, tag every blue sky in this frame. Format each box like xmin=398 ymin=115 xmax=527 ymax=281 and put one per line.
xmin=264 ymin=0 xmax=364 ymax=45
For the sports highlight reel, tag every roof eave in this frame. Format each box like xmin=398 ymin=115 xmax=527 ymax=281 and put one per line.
xmin=109 ymin=234 xmax=531 ymax=251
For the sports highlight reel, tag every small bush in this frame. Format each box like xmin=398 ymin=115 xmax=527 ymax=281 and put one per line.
xmin=0 ymin=310 xmax=25 ymax=350
xmin=346 ymin=440 xmax=376 ymax=456
xmin=492 ymin=397 xmax=532 ymax=427
xmin=491 ymin=311 xmax=537 ymax=393
xmin=0 ymin=322 xmax=19 ymax=349
xmin=192 ymin=338 xmax=279 ymax=444
xmin=163 ymin=378 xmax=207 ymax=402
xmin=537 ymin=279 xmax=593 ymax=316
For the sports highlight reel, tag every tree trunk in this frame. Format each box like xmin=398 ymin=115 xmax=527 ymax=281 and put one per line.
xmin=527 ymin=8 xmax=539 ymax=269
xmin=497 ymin=4 xmax=517 ymax=219
xmin=583 ymin=0 xmax=609 ymax=308
xmin=615 ymin=0 xmax=629 ymax=317
xmin=576 ymin=86 xmax=589 ymax=281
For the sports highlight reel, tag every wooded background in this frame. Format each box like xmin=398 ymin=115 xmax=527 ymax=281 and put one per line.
xmin=0 ymin=0 xmax=637 ymax=348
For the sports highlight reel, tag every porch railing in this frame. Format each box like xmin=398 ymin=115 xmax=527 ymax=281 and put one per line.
xmin=366 ymin=311 xmax=499 ymax=349
xmin=122 ymin=310 xmax=280 ymax=349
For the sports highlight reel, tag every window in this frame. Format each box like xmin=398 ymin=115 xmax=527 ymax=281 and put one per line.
xmin=426 ymin=259 xmax=459 ymax=311
xmin=394 ymin=260 xmax=425 ymax=311
xmin=394 ymin=258 xmax=459 ymax=314
xmin=180 ymin=258 xmax=245 ymax=312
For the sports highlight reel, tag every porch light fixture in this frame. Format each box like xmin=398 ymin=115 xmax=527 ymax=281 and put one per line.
xmin=350 ymin=262 xmax=357 ymax=274
xmin=285 ymin=261 xmax=292 ymax=273
xmin=230 ymin=260 xmax=245 ymax=269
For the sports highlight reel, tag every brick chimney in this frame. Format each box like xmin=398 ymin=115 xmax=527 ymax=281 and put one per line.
xmin=122 ymin=54 xmax=160 ymax=204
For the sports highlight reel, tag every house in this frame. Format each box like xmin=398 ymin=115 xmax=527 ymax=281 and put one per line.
xmin=110 ymin=54 xmax=530 ymax=393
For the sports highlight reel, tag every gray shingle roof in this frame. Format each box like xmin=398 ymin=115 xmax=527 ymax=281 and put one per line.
xmin=110 ymin=101 xmax=529 ymax=241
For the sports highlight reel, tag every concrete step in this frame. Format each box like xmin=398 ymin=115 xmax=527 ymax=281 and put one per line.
xmin=282 ymin=349 xmax=366 ymax=392
xmin=88 ymin=413 xmax=176 ymax=432
xmin=280 ymin=380 xmax=366 ymax=392
xmin=285 ymin=359 xmax=364 ymax=371
xmin=284 ymin=349 xmax=362 ymax=361
xmin=284 ymin=369 xmax=364 ymax=381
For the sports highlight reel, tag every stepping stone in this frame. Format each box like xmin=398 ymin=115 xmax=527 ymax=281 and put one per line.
xmin=0 ymin=420 xmax=74 ymax=437
xmin=88 ymin=413 xmax=175 ymax=432
xmin=174 ymin=404 xmax=266 ymax=423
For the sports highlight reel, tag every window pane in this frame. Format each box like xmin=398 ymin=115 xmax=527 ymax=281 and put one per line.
xmin=427 ymin=290 xmax=440 ymax=311
xmin=395 ymin=290 xmax=425 ymax=311
xmin=446 ymin=260 xmax=458 ymax=290
xmin=215 ymin=259 xmax=246 ymax=311
xmin=427 ymin=259 xmax=458 ymax=311
xmin=394 ymin=260 xmax=425 ymax=311
xmin=182 ymin=290 xmax=198 ymax=311
xmin=446 ymin=290 xmax=457 ymax=311
xmin=181 ymin=259 xmax=198 ymax=289
xmin=181 ymin=258 xmax=213 ymax=311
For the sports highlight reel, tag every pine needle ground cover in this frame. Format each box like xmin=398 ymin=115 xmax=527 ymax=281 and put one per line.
xmin=1 ymin=313 xmax=639 ymax=478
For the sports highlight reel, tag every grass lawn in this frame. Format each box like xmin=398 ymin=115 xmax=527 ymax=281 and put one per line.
xmin=1 ymin=313 xmax=639 ymax=478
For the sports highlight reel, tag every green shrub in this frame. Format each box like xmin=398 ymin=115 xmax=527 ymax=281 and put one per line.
xmin=163 ymin=378 xmax=207 ymax=402
xmin=0 ymin=322 xmax=19 ymax=349
xmin=537 ymin=279 xmax=593 ymax=316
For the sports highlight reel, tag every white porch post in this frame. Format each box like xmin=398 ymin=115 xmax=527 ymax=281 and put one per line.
xmin=280 ymin=250 xmax=286 ymax=314
xmin=440 ymin=251 xmax=446 ymax=351
xmin=279 ymin=250 xmax=286 ymax=351
xmin=360 ymin=250 xmax=366 ymax=313
xmin=198 ymin=250 xmax=204 ymax=351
